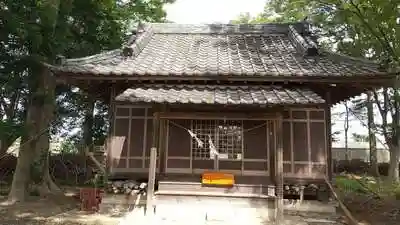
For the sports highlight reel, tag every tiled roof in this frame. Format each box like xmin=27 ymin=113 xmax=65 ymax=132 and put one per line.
xmin=50 ymin=23 xmax=390 ymax=78
xmin=114 ymin=84 xmax=325 ymax=105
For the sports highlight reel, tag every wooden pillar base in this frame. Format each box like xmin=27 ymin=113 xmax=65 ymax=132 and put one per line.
xmin=146 ymin=147 xmax=157 ymax=215
xmin=317 ymin=184 xmax=330 ymax=202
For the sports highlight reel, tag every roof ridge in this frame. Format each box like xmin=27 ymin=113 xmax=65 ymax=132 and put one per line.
xmin=146 ymin=22 xmax=305 ymax=35
xmin=132 ymin=84 xmax=298 ymax=89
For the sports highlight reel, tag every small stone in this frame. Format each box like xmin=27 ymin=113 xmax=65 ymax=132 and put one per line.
xmin=139 ymin=182 xmax=147 ymax=189
xmin=113 ymin=181 xmax=124 ymax=188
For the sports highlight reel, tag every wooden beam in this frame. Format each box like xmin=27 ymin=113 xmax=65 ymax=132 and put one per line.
xmin=325 ymin=176 xmax=361 ymax=225
xmin=158 ymin=112 xmax=280 ymax=120
xmin=54 ymin=72 xmax=397 ymax=84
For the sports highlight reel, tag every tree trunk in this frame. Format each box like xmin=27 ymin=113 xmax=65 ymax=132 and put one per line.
xmin=82 ymin=96 xmax=95 ymax=151
xmin=38 ymin=150 xmax=62 ymax=197
xmin=344 ymin=102 xmax=350 ymax=161
xmin=7 ymin=65 xmax=57 ymax=203
xmin=388 ymin=87 xmax=400 ymax=182
xmin=7 ymin=134 xmax=34 ymax=203
xmin=367 ymin=91 xmax=379 ymax=177
xmin=388 ymin=144 xmax=400 ymax=182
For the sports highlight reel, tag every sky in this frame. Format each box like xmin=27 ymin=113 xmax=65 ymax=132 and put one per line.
xmin=163 ymin=0 xmax=386 ymax=149
xmin=164 ymin=0 xmax=266 ymax=24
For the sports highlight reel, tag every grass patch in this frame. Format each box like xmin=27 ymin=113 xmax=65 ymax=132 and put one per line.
xmin=335 ymin=174 xmax=400 ymax=199
xmin=335 ymin=175 xmax=367 ymax=193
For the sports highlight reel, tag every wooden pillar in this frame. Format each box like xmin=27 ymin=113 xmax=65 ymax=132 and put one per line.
xmin=105 ymin=85 xmax=116 ymax=174
xmin=158 ymin=105 xmax=168 ymax=175
xmin=325 ymin=91 xmax=332 ymax=182
xmin=158 ymin=118 xmax=167 ymax=175
xmin=275 ymin=115 xmax=284 ymax=222
xmin=152 ymin=112 xmax=160 ymax=150
xmin=322 ymin=90 xmax=333 ymax=202
xmin=108 ymin=85 xmax=116 ymax=136
xmin=146 ymin=112 xmax=160 ymax=215
xmin=146 ymin=147 xmax=157 ymax=216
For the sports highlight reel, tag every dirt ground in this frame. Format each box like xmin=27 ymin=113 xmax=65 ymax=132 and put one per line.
xmin=0 ymin=181 xmax=398 ymax=225
xmin=0 ymin=188 xmax=122 ymax=225
xmin=342 ymin=194 xmax=400 ymax=225
xmin=335 ymin=175 xmax=400 ymax=225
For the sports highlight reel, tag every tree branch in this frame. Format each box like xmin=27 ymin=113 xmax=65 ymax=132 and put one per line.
xmin=348 ymin=0 xmax=398 ymax=62
xmin=373 ymin=90 xmax=390 ymax=144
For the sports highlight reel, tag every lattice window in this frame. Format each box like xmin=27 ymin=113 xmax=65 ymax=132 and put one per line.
xmin=191 ymin=119 xmax=243 ymax=160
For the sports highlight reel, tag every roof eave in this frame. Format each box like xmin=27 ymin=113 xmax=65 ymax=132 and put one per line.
xmin=53 ymin=71 xmax=398 ymax=85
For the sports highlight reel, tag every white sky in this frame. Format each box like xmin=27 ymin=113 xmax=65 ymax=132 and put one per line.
xmin=162 ymin=0 xmax=384 ymax=149
xmin=164 ymin=0 xmax=266 ymax=24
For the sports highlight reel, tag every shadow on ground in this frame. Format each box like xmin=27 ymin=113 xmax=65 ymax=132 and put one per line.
xmin=0 ymin=195 xmax=123 ymax=225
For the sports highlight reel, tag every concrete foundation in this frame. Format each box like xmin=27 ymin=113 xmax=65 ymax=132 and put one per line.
xmin=155 ymin=194 xmax=274 ymax=222
xmin=99 ymin=193 xmax=339 ymax=225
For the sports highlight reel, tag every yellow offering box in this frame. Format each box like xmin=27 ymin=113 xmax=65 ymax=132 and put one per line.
xmin=201 ymin=171 xmax=235 ymax=186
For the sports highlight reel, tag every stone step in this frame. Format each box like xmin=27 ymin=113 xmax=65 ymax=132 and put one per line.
xmin=99 ymin=193 xmax=337 ymax=224
xmin=155 ymin=203 xmax=272 ymax=222
xmin=158 ymin=181 xmax=275 ymax=196
xmin=156 ymin=190 xmax=275 ymax=199
xmin=155 ymin=192 xmax=274 ymax=206
xmin=283 ymin=199 xmax=337 ymax=213
xmin=155 ymin=193 xmax=275 ymax=222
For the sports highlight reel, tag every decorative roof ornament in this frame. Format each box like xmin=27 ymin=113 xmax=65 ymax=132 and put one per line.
xmin=121 ymin=45 xmax=134 ymax=57
xmin=301 ymin=16 xmax=320 ymax=48
xmin=288 ymin=25 xmax=319 ymax=56
xmin=122 ymin=21 xmax=146 ymax=57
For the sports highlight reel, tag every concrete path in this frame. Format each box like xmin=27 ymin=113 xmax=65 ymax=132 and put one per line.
xmin=118 ymin=207 xmax=343 ymax=225
xmin=100 ymin=194 xmax=342 ymax=225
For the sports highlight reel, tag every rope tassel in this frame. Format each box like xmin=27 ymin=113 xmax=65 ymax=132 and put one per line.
xmin=208 ymin=135 xmax=219 ymax=157
xmin=187 ymin=129 xmax=204 ymax=148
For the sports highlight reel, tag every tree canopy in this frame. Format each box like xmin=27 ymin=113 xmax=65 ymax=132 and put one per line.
xmin=1 ymin=0 xmax=174 ymax=203
xmin=233 ymin=0 xmax=400 ymax=181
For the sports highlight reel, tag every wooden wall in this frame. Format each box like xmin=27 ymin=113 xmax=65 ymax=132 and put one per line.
xmin=282 ymin=109 xmax=327 ymax=179
xmin=165 ymin=119 xmax=271 ymax=176
xmin=109 ymin=105 xmax=327 ymax=181
xmin=110 ymin=105 xmax=155 ymax=173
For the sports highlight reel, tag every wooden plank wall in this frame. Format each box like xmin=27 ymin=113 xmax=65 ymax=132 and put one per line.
xmin=282 ymin=108 xmax=327 ymax=179
xmin=165 ymin=119 xmax=271 ymax=176
xmin=110 ymin=105 xmax=155 ymax=173
xmin=110 ymin=105 xmax=328 ymax=181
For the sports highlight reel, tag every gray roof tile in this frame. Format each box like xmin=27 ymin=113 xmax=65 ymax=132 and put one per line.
xmin=50 ymin=23 xmax=390 ymax=77
xmin=114 ymin=84 xmax=325 ymax=105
